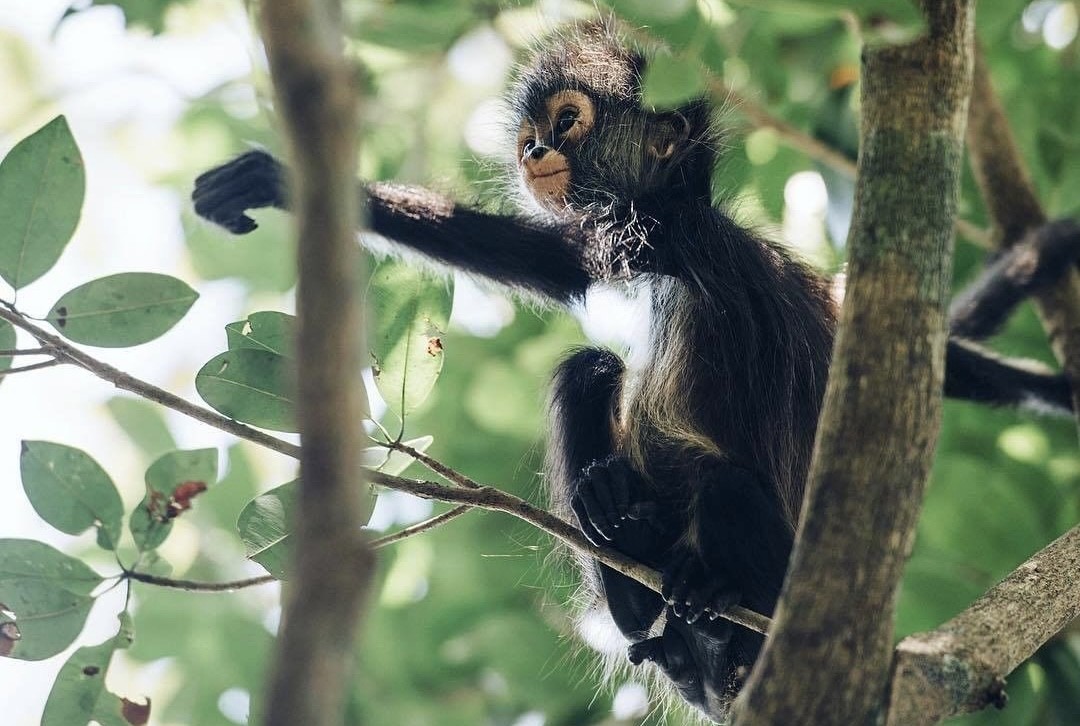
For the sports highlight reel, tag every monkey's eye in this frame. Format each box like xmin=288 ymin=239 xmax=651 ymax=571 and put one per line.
xmin=555 ymin=108 xmax=579 ymax=137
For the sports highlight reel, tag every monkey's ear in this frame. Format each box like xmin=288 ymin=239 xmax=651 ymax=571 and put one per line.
xmin=648 ymin=111 xmax=691 ymax=160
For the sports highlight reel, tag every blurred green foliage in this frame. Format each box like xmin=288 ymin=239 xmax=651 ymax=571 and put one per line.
xmin=3 ymin=0 xmax=1079 ymax=724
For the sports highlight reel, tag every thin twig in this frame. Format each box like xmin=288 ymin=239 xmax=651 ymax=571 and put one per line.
xmin=0 ymin=359 xmax=61 ymax=377
xmin=0 ymin=347 xmax=50 ymax=356
xmin=0 ymin=304 xmax=300 ymax=459
xmin=126 ymin=570 xmax=276 ymax=592
xmin=370 ymin=505 xmax=471 ymax=549
xmin=385 ymin=439 xmax=481 ymax=489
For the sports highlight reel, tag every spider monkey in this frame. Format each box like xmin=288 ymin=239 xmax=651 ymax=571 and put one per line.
xmin=192 ymin=23 xmax=1079 ymax=722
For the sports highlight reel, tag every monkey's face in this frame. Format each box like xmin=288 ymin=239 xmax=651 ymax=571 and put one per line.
xmin=515 ymin=90 xmax=595 ymax=210
xmin=515 ymin=89 xmax=699 ymax=217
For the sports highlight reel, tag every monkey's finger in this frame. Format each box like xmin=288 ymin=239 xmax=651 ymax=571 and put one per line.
xmin=576 ymin=478 xmax=615 ymax=540
xmin=625 ymin=501 xmax=659 ymax=521
xmin=662 ymin=556 xmax=699 ymax=617
xmin=605 ymin=458 xmax=632 ymax=519
xmin=590 ymin=465 xmax=622 ymax=531
xmin=570 ymin=495 xmax=608 ymax=546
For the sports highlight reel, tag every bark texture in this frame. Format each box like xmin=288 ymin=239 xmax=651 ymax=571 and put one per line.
xmin=259 ymin=1 xmax=374 ymax=724
xmin=888 ymin=525 xmax=1080 ymax=725
xmin=733 ymin=3 xmax=975 ymax=724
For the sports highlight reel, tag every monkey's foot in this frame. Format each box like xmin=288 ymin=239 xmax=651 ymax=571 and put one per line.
xmin=192 ymin=149 xmax=286 ymax=234
xmin=570 ymin=456 xmax=676 ymax=559
xmin=662 ymin=551 xmax=741 ymax=625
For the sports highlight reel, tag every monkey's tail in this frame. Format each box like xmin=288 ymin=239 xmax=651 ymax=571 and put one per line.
xmin=945 ymin=338 xmax=1073 ymax=416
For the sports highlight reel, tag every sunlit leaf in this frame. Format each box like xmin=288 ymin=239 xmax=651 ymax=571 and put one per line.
xmin=225 ymin=310 xmax=295 ymax=356
xmin=195 ymin=349 xmax=295 ymax=432
xmin=237 ymin=480 xmax=297 ymax=580
xmin=642 ymin=52 xmax=706 ymax=109
xmin=41 ymin=614 xmax=145 ymax=726
xmin=0 ymin=116 xmax=84 ymax=290
xmin=0 ymin=539 xmax=102 ymax=660
xmin=19 ymin=441 xmax=123 ymax=550
xmin=367 ymin=261 xmax=452 ymax=418
xmin=45 ymin=273 xmax=198 ymax=347
xmin=130 ymin=449 xmax=217 ymax=552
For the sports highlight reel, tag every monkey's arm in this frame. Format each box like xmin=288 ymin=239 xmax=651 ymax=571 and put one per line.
xmin=193 ymin=150 xmax=592 ymax=303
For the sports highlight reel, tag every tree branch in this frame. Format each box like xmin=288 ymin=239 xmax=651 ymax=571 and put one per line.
xmin=370 ymin=505 xmax=471 ymax=549
xmin=258 ymin=0 xmax=372 ymax=723
xmin=367 ymin=470 xmax=772 ymax=635
xmin=735 ymin=3 xmax=976 ymax=723
xmin=0 ymin=304 xmax=301 ymax=459
xmin=0 ymin=359 xmax=61 ymax=377
xmin=887 ymin=524 xmax=1080 ymax=725
xmin=126 ymin=570 xmax=276 ymax=592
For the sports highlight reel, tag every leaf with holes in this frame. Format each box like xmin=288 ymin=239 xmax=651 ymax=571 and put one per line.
xmin=45 ymin=273 xmax=198 ymax=347
xmin=20 ymin=441 xmax=123 ymax=550
xmin=196 ymin=349 xmax=295 ymax=432
xmin=41 ymin=612 xmax=147 ymax=725
xmin=225 ymin=310 xmax=295 ymax=356
xmin=0 ymin=116 xmax=84 ymax=290
xmin=367 ymin=261 xmax=452 ymax=418
xmin=0 ymin=539 xmax=102 ymax=660
xmin=130 ymin=449 xmax=217 ymax=551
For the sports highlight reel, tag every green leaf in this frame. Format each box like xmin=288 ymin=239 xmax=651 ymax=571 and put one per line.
xmin=0 ymin=318 xmax=15 ymax=378
xmin=130 ymin=449 xmax=217 ymax=551
xmin=367 ymin=261 xmax=452 ymax=418
xmin=225 ymin=310 xmax=295 ymax=356
xmin=195 ymin=349 xmax=295 ymax=432
xmin=20 ymin=441 xmax=123 ymax=550
xmin=45 ymin=272 xmax=198 ymax=347
xmin=0 ymin=116 xmax=84 ymax=290
xmin=236 ymin=436 xmax=432 ymax=576
xmin=41 ymin=620 xmax=145 ymax=726
xmin=105 ymin=397 xmax=176 ymax=458
xmin=237 ymin=480 xmax=297 ymax=580
xmin=641 ymin=52 xmax=706 ymax=109
xmin=0 ymin=539 xmax=102 ymax=660
xmin=88 ymin=0 xmax=189 ymax=34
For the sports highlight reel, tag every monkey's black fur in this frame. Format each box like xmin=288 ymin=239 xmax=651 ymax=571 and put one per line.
xmin=192 ymin=23 xmax=1079 ymax=722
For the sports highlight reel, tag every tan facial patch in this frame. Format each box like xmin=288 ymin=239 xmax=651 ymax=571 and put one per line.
xmin=545 ymin=90 xmax=594 ymax=146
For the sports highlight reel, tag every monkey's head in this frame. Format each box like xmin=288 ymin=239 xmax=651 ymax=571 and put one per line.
xmin=507 ymin=22 xmax=716 ymax=218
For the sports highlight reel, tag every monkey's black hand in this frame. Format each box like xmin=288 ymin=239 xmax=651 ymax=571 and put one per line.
xmin=662 ymin=549 xmax=741 ymax=625
xmin=570 ymin=456 xmax=677 ymax=562
xmin=192 ymin=150 xmax=287 ymax=234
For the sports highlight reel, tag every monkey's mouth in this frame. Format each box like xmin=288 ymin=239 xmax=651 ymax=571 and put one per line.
xmin=527 ymin=167 xmax=570 ymax=180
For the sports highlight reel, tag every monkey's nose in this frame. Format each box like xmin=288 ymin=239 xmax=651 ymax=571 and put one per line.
xmin=528 ymin=144 xmax=550 ymax=160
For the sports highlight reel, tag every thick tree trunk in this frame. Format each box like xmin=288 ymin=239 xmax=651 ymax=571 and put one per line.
xmin=259 ymin=1 xmax=374 ymax=724
xmin=734 ymin=3 xmax=975 ymax=724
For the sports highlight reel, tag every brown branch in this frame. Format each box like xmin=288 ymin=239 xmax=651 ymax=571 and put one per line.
xmin=368 ymin=470 xmax=772 ymax=635
xmin=0 ymin=359 xmax=61 ymax=377
xmin=370 ymin=505 xmax=471 ymax=549
xmin=887 ymin=525 xmax=1080 ymax=725
xmin=385 ymin=439 xmax=480 ymax=488
xmin=735 ymin=3 xmax=976 ymax=724
xmin=0 ymin=347 xmax=50 ymax=356
xmin=0 ymin=305 xmax=301 ymax=459
xmin=258 ymin=0 xmax=372 ymax=723
xmin=966 ymin=45 xmax=1080 ymax=421
xmin=126 ymin=570 xmax=276 ymax=592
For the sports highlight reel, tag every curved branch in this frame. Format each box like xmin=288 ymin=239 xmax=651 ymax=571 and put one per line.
xmin=370 ymin=505 xmax=471 ymax=549
xmin=368 ymin=470 xmax=772 ymax=635
xmin=126 ymin=570 xmax=276 ymax=592
xmin=0 ymin=304 xmax=301 ymax=459
xmin=887 ymin=524 xmax=1080 ymax=725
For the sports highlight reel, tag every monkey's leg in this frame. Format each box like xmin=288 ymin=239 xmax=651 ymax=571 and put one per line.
xmin=664 ymin=462 xmax=792 ymax=626
xmin=547 ymin=349 xmax=677 ymax=640
xmin=950 ymin=219 xmax=1080 ymax=340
